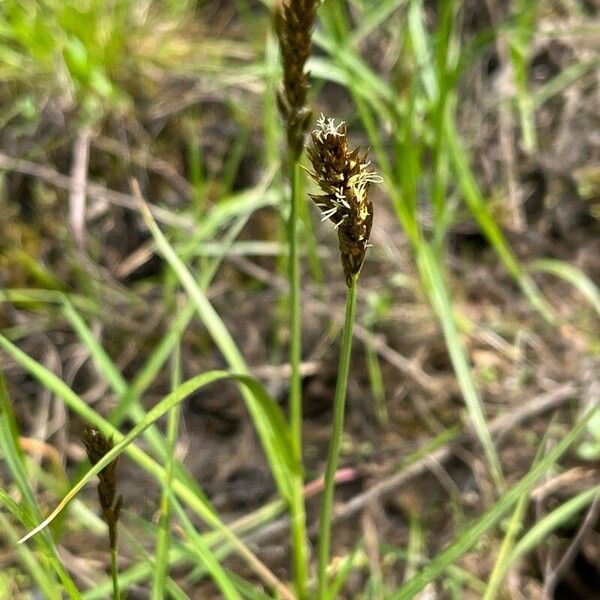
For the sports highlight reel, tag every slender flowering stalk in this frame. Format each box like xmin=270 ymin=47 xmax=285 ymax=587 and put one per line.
xmin=83 ymin=427 xmax=122 ymax=600
xmin=307 ymin=115 xmax=382 ymax=286
xmin=275 ymin=2 xmax=319 ymax=598
xmin=307 ymin=116 xmax=380 ymax=598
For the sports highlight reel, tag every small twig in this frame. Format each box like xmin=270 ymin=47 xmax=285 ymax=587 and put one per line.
xmin=18 ymin=437 xmax=62 ymax=477
xmin=335 ymin=384 xmax=576 ymax=525
xmin=303 ymin=468 xmax=359 ymax=499
xmin=113 ymin=240 xmax=156 ymax=279
xmin=0 ymin=152 xmax=194 ymax=231
xmin=69 ymin=127 xmax=92 ymax=248
xmin=543 ymin=493 xmax=600 ymax=598
xmin=92 ymin=136 xmax=195 ymax=201
xmin=531 ymin=467 xmax=599 ymax=502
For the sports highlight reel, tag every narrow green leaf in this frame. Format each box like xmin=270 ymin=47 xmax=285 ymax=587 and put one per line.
xmin=136 ymin=190 xmax=295 ymax=501
xmin=0 ymin=372 xmax=82 ymax=599
xmin=15 ymin=368 xmax=292 ymax=543
xmin=417 ymin=243 xmax=503 ymax=486
xmin=446 ymin=115 xmax=555 ymax=323
xmin=508 ymin=486 xmax=600 ymax=568
xmin=0 ymin=333 xmax=288 ymax=593
xmin=529 ymin=259 xmax=600 ymax=316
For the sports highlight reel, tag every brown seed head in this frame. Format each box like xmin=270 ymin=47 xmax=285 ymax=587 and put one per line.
xmin=83 ymin=426 xmax=119 ymax=512
xmin=83 ymin=426 xmax=115 ymax=467
xmin=307 ymin=115 xmax=381 ymax=285
xmin=275 ymin=0 xmax=319 ymax=158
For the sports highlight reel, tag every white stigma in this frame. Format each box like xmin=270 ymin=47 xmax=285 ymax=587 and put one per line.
xmin=313 ymin=113 xmax=345 ymax=142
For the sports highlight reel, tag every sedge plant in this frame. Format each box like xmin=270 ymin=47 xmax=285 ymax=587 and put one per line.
xmin=275 ymin=1 xmax=319 ymax=597
xmin=306 ymin=115 xmax=382 ymax=599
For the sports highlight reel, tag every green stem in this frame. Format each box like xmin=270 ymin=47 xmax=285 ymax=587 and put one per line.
xmin=288 ymin=158 xmax=308 ymax=599
xmin=151 ymin=343 xmax=182 ymax=599
xmin=317 ymin=276 xmax=358 ymax=599
xmin=110 ymin=527 xmax=120 ymax=600
xmin=288 ymin=159 xmax=302 ymax=471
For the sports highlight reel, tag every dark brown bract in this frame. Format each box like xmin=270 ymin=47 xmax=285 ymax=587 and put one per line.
xmin=83 ymin=426 xmax=122 ymax=536
xmin=307 ymin=115 xmax=381 ymax=285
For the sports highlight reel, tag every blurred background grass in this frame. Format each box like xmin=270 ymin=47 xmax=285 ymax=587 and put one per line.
xmin=0 ymin=0 xmax=599 ymax=598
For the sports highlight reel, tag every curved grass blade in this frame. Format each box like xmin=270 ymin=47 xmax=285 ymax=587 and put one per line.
xmin=529 ymin=259 xmax=600 ymax=317
xmin=507 ymin=486 xmax=600 ymax=572
xmin=0 ymin=333 xmax=292 ymax=596
xmin=134 ymin=183 xmax=295 ymax=502
xmin=484 ymin=485 xmax=600 ymax=599
xmin=16 ymin=369 xmax=294 ymax=544
xmin=417 ymin=244 xmax=503 ymax=487
xmin=445 ymin=114 xmax=555 ymax=324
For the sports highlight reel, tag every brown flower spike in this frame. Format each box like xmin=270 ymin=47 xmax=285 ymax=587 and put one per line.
xmin=275 ymin=0 xmax=319 ymax=158
xmin=83 ymin=427 xmax=122 ymax=547
xmin=307 ymin=115 xmax=382 ymax=286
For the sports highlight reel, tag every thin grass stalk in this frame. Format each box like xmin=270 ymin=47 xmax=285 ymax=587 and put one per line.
xmin=110 ymin=544 xmax=120 ymax=600
xmin=417 ymin=243 xmax=504 ymax=488
xmin=151 ymin=343 xmax=182 ymax=599
xmin=168 ymin=496 xmax=242 ymax=600
xmin=322 ymin=16 xmax=504 ymax=484
xmin=317 ymin=275 xmax=358 ymax=599
xmin=288 ymin=158 xmax=309 ymax=600
xmin=276 ymin=1 xmax=319 ymax=595
xmin=482 ymin=489 xmax=529 ymax=600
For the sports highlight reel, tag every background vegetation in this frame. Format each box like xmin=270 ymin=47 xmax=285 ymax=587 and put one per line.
xmin=1 ymin=0 xmax=599 ymax=598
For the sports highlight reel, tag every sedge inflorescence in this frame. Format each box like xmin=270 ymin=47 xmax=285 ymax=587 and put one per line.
xmin=83 ymin=426 xmax=122 ymax=547
xmin=307 ymin=115 xmax=382 ymax=286
xmin=275 ymin=0 xmax=319 ymax=158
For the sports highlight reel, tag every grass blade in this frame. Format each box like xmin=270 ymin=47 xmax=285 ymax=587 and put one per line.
xmin=151 ymin=343 xmax=182 ymax=599
xmin=16 ymin=369 xmax=294 ymax=543
xmin=0 ymin=371 xmax=82 ymax=599
xmin=391 ymin=401 xmax=598 ymax=599
xmin=0 ymin=333 xmax=291 ymax=595
xmin=134 ymin=183 xmax=294 ymax=502
xmin=417 ymin=243 xmax=503 ymax=486
xmin=529 ymin=259 xmax=600 ymax=316
xmin=508 ymin=486 xmax=600 ymax=569
xmin=446 ymin=114 xmax=555 ymax=323
xmin=169 ymin=497 xmax=242 ymax=600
